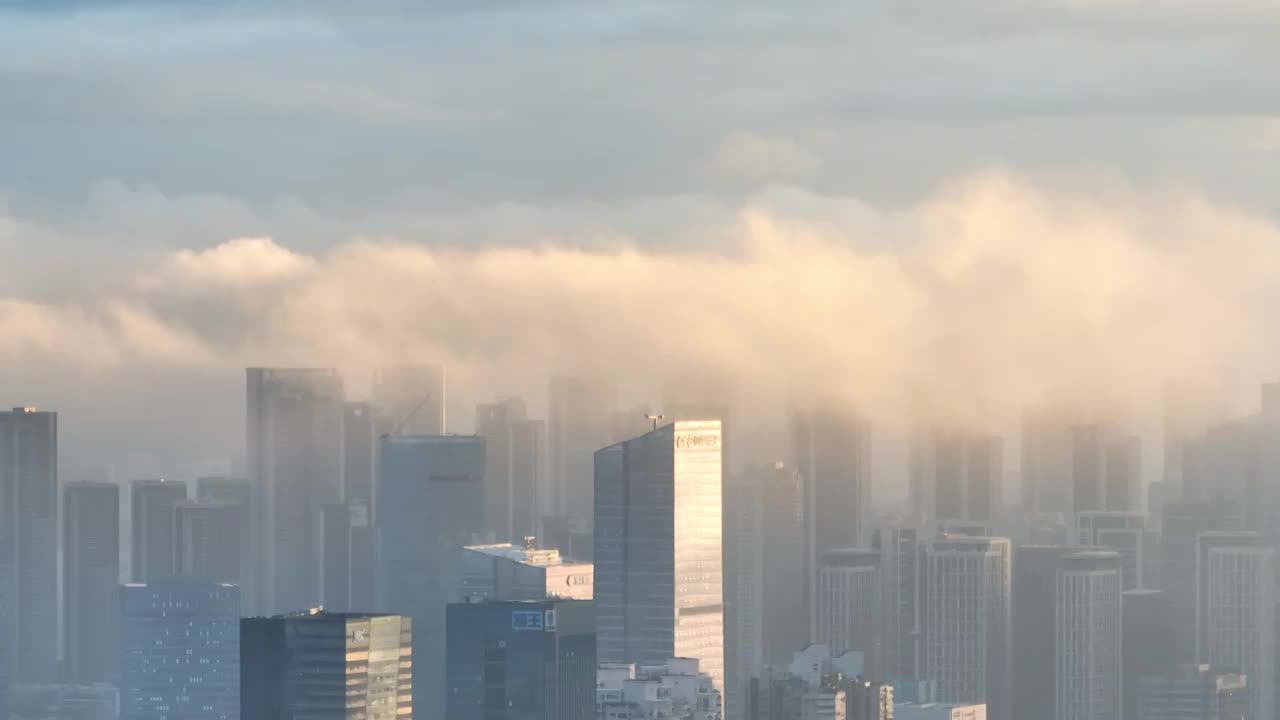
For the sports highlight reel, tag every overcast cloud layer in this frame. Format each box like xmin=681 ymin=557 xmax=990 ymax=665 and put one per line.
xmin=3 ymin=0 xmax=1280 ymax=479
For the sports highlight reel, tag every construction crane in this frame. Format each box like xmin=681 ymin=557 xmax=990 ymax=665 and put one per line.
xmin=380 ymin=392 xmax=434 ymax=438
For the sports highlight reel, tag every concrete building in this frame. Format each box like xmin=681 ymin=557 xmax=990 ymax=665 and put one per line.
xmin=446 ymin=599 xmax=595 ymax=720
xmin=792 ymin=405 xmax=872 ymax=643
xmin=1054 ymin=552 xmax=1122 ymax=720
xmin=63 ymin=482 xmax=120 ymax=684
xmin=130 ymin=478 xmax=186 ymax=582
xmin=1073 ymin=511 xmax=1152 ymax=590
xmin=595 ymin=420 xmax=725 ymax=699
xmin=175 ymin=499 xmax=244 ymax=585
xmin=120 ymin=578 xmax=240 ymax=720
xmin=1135 ymin=665 xmax=1248 ymax=720
xmin=877 ymin=523 xmax=921 ymax=680
xmin=1071 ymin=426 xmax=1141 ymax=513
xmin=476 ymin=397 xmax=545 ymax=543
xmin=246 ymin=367 xmax=344 ymax=615
xmin=895 ymin=704 xmax=987 ymax=720
xmin=460 ymin=543 xmax=593 ymax=601
xmin=378 ymin=434 xmax=485 ymax=719
xmin=1122 ymin=589 xmax=1172 ymax=720
xmin=909 ymin=430 xmax=1003 ymax=525
xmin=318 ymin=500 xmax=376 ymax=613
xmin=549 ymin=374 xmax=617 ymax=526
xmin=241 ymin=610 xmax=412 ymax=720
xmin=597 ymin=659 xmax=723 ymax=720
xmin=921 ymin=536 xmax=1011 ymax=720
xmin=195 ymin=477 xmax=255 ymax=599
xmin=1012 ymin=546 xmax=1075 ymax=720
xmin=1 ymin=407 xmax=59 ymax=684
xmin=817 ymin=549 xmax=882 ymax=676
xmin=1195 ymin=532 xmax=1275 ymax=720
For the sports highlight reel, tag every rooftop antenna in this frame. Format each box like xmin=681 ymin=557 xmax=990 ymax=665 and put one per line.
xmin=645 ymin=413 xmax=664 ymax=431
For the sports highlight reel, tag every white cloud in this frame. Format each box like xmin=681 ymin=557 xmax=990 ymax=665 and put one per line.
xmin=711 ymin=132 xmax=822 ymax=183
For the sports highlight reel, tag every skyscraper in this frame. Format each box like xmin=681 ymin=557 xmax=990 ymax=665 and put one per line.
xmin=910 ymin=430 xmax=1003 ymax=524
xmin=877 ymin=522 xmax=921 ymax=681
xmin=1195 ymin=532 xmax=1275 ymax=720
xmin=195 ymin=477 xmax=255 ymax=606
xmin=1074 ymin=511 xmax=1150 ymax=590
xmin=793 ymin=405 xmax=872 ymax=641
xmin=119 ymin=578 xmax=240 ymax=720
xmin=64 ymin=482 xmax=120 ymax=684
xmin=0 ymin=407 xmax=58 ymax=683
xmin=1072 ymin=426 xmax=1141 ymax=513
xmin=319 ymin=501 xmax=376 ymax=612
xmin=1161 ymin=498 xmax=1241 ymax=663
xmin=476 ymin=396 xmax=545 ymax=543
xmin=595 ymin=420 xmax=725 ymax=696
xmin=378 ymin=434 xmax=485 ymax=719
xmin=1123 ymin=589 xmax=1172 ymax=720
xmin=549 ymin=374 xmax=617 ymax=525
xmin=1054 ymin=551 xmax=1122 ymax=720
xmin=445 ymin=599 xmax=595 ymax=720
xmin=922 ymin=535 xmax=1011 ymax=720
xmin=817 ymin=549 xmax=882 ymax=675
xmin=246 ymin=367 xmax=344 ymax=615
xmin=343 ymin=401 xmax=377 ymax=509
xmin=373 ymin=364 xmax=446 ymax=435
xmin=130 ymin=478 xmax=187 ymax=583
xmin=1013 ymin=546 xmax=1075 ymax=720
xmin=1021 ymin=408 xmax=1074 ymax=516
xmin=174 ymin=500 xmax=244 ymax=584
xmin=241 ymin=610 xmax=412 ymax=720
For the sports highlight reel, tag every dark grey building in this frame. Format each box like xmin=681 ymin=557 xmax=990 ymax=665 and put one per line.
xmin=1161 ymin=498 xmax=1241 ymax=663
xmin=130 ymin=478 xmax=187 ymax=582
xmin=378 ymin=434 xmax=485 ymax=719
xmin=445 ymin=599 xmax=595 ymax=720
xmin=1 ymin=407 xmax=59 ymax=684
xmin=1013 ymin=546 xmax=1075 ymax=720
xmin=1072 ymin=425 xmax=1141 ymax=513
xmin=241 ymin=610 xmax=412 ymax=720
xmin=246 ymin=367 xmax=344 ymax=616
xmin=909 ymin=430 xmax=1003 ymax=524
xmin=476 ymin=397 xmax=545 ymax=544
xmin=64 ymin=482 xmax=120 ymax=684
xmin=1124 ymin=589 xmax=1173 ymax=720
xmin=175 ymin=500 xmax=244 ymax=584
xmin=120 ymin=578 xmax=240 ymax=720
xmin=1136 ymin=665 xmax=1248 ymax=720
xmin=344 ymin=400 xmax=377 ymax=509
xmin=876 ymin=523 xmax=921 ymax=680
xmin=196 ymin=477 xmax=256 ymax=607
xmin=319 ymin=501 xmax=376 ymax=612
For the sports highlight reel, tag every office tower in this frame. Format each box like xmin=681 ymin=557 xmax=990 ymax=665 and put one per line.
xmin=195 ymin=477 xmax=255 ymax=604
xmin=175 ymin=500 xmax=244 ymax=584
xmin=756 ymin=464 xmax=808 ymax=666
xmin=1262 ymin=383 xmax=1280 ymax=549
xmin=909 ymin=430 xmax=1003 ymax=524
xmin=1012 ymin=546 xmax=1075 ymax=720
xmin=921 ymin=536 xmax=1011 ymax=720
xmin=595 ymin=420 xmax=725 ymax=696
xmin=378 ymin=434 xmax=484 ymax=719
xmin=1071 ymin=426 xmax=1141 ymax=513
xmin=319 ymin=501 xmax=376 ymax=612
xmin=1136 ymin=665 xmax=1248 ymax=720
xmin=1022 ymin=408 xmax=1074 ymax=515
xmin=1146 ymin=480 xmax=1180 ymax=526
xmin=817 ymin=549 xmax=883 ymax=675
xmin=896 ymin=704 xmax=988 ymax=720
xmin=130 ymin=479 xmax=186 ymax=582
xmin=1161 ymin=498 xmax=1242 ymax=663
xmin=445 ymin=599 xmax=594 ymax=720
xmin=246 ymin=367 xmax=344 ymax=615
xmin=877 ymin=523 xmax=921 ymax=681
xmin=241 ymin=610 xmax=411 ymax=719
xmin=0 ymin=407 xmax=58 ymax=684
xmin=119 ymin=578 xmax=240 ymax=720
xmin=548 ymin=374 xmax=617 ymax=525
xmin=64 ymin=482 xmax=120 ymax=684
xmin=1054 ymin=551 xmax=1122 ymax=720
xmin=374 ymin=364 xmax=446 ymax=435
xmin=848 ymin=680 xmax=895 ymax=720
xmin=1195 ymin=532 xmax=1275 ymax=720
xmin=476 ymin=396 xmax=545 ymax=543
xmin=793 ymin=405 xmax=872 ymax=643
xmin=1123 ymin=589 xmax=1172 ymax=720
xmin=1182 ymin=416 xmax=1259 ymax=524
xmin=343 ymin=400 xmax=377 ymax=508
xmin=460 ymin=543 xmax=592 ymax=601
xmin=1073 ymin=511 xmax=1150 ymax=590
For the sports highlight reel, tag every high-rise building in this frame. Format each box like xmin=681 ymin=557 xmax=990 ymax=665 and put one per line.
xmin=910 ymin=430 xmax=1003 ymax=524
xmin=597 ymin=658 xmax=723 ymax=720
xmin=241 ymin=610 xmax=412 ymax=719
xmin=1123 ymin=589 xmax=1172 ymax=720
xmin=1161 ymin=498 xmax=1241 ymax=663
xmin=195 ymin=477 xmax=255 ymax=605
xmin=460 ymin=543 xmax=592 ymax=602
xmin=1182 ymin=416 xmax=1259 ymax=527
xmin=817 ymin=549 xmax=882 ymax=676
xmin=445 ymin=599 xmax=595 ymax=720
xmin=549 ymin=374 xmax=617 ymax=525
xmin=174 ymin=500 xmax=244 ymax=584
xmin=1022 ymin=408 xmax=1074 ymax=516
xmin=921 ymin=536 xmax=1011 ymax=720
xmin=373 ymin=364 xmax=446 ymax=435
xmin=1071 ymin=426 xmax=1141 ymax=513
xmin=1073 ymin=511 xmax=1152 ymax=590
xmin=119 ymin=578 xmax=240 ymax=720
xmin=319 ymin=501 xmax=376 ymax=613
xmin=1012 ymin=545 xmax=1075 ymax=720
xmin=1054 ymin=551 xmax=1122 ymax=720
xmin=64 ymin=482 xmax=120 ymax=684
xmin=0 ymin=407 xmax=59 ymax=684
xmin=1135 ymin=665 xmax=1248 ymax=720
xmin=476 ymin=397 xmax=545 ymax=543
xmin=1195 ymin=532 xmax=1275 ymax=720
xmin=378 ymin=434 xmax=485 ymax=719
xmin=877 ymin=523 xmax=921 ymax=681
xmin=793 ymin=405 xmax=872 ymax=642
xmin=848 ymin=680 xmax=894 ymax=720
xmin=343 ymin=401 xmax=377 ymax=509
xmin=130 ymin=479 xmax=187 ymax=583
xmin=245 ymin=367 xmax=344 ymax=615
xmin=595 ymin=420 xmax=725 ymax=697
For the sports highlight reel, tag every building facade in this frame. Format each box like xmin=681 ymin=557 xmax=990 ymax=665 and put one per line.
xmin=1135 ymin=665 xmax=1248 ymax=720
xmin=1054 ymin=552 xmax=1122 ymax=720
xmin=64 ymin=482 xmax=120 ymax=684
xmin=817 ymin=549 xmax=882 ymax=676
xmin=1195 ymin=532 xmax=1275 ymax=720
